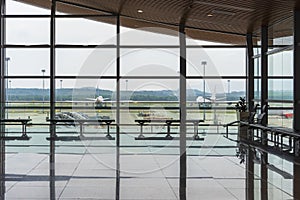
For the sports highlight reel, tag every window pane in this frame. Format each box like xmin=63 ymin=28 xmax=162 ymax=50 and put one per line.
xmin=254 ymin=79 xmax=261 ymax=100
xmin=56 ymin=48 xmax=116 ymax=76
xmin=56 ymin=18 xmax=116 ymax=45
xmin=6 ymin=18 xmax=50 ymax=45
xmin=254 ymin=57 xmax=261 ymax=76
xmin=268 ymin=50 xmax=293 ymax=76
xmin=268 ymin=102 xmax=293 ymax=128
xmin=6 ymin=0 xmax=50 ymax=15
xmin=120 ymin=48 xmax=179 ymax=76
xmin=268 ymin=79 xmax=293 ymax=101
xmin=187 ymin=48 xmax=246 ymax=76
xmin=186 ymin=79 xmax=245 ymax=125
xmin=120 ymin=25 xmax=179 ymax=45
xmin=7 ymin=79 xmax=50 ymax=121
xmin=6 ymin=48 xmax=50 ymax=76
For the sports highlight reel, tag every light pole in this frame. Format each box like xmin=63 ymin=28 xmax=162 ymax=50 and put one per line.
xmin=125 ymin=80 xmax=128 ymax=91
xmin=41 ymin=69 xmax=46 ymax=113
xmin=5 ymin=57 xmax=10 ymax=119
xmin=9 ymin=80 xmax=12 ymax=104
xmin=227 ymin=80 xmax=231 ymax=96
xmin=201 ymin=61 xmax=207 ymax=121
xmin=60 ymin=80 xmax=63 ymax=100
xmin=60 ymin=80 xmax=63 ymax=111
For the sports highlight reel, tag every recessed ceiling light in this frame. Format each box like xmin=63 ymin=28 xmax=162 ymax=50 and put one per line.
xmin=137 ymin=9 xmax=143 ymax=13
xmin=207 ymin=14 xmax=213 ymax=17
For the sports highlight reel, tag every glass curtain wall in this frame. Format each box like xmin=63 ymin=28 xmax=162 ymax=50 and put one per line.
xmin=267 ymin=17 xmax=294 ymax=198
xmin=4 ymin=0 xmax=51 ymax=154
xmin=55 ymin=2 xmax=118 ymax=199
xmin=119 ymin=24 xmax=180 ymax=199
xmin=250 ymin=17 xmax=294 ymax=200
xmin=185 ymin=37 xmax=247 ymax=199
xmin=1 ymin=0 xmax=254 ymax=199
xmin=2 ymin=1 xmax=118 ymax=199
xmin=267 ymin=17 xmax=294 ymax=128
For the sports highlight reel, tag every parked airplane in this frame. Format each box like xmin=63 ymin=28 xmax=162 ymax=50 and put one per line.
xmin=86 ymin=96 xmax=110 ymax=103
xmin=195 ymin=93 xmax=234 ymax=105
xmin=66 ymin=96 xmax=113 ymax=106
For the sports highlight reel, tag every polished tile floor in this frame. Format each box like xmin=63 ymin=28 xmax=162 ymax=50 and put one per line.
xmin=3 ymin=152 xmax=293 ymax=199
xmin=3 ymin=152 xmax=245 ymax=200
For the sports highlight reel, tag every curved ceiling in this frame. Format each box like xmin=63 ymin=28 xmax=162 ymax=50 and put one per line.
xmin=17 ymin=0 xmax=297 ymax=44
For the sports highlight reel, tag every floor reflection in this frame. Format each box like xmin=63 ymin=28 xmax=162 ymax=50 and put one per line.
xmin=0 ymin=141 xmax=298 ymax=199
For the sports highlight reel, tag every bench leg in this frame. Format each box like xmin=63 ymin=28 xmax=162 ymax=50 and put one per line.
xmin=22 ymin=123 xmax=28 ymax=137
xmin=166 ymin=124 xmax=172 ymax=138
xmin=138 ymin=124 xmax=144 ymax=138
xmin=80 ymin=123 xmax=84 ymax=137
xmin=106 ymin=124 xmax=113 ymax=139
xmin=193 ymin=123 xmax=200 ymax=140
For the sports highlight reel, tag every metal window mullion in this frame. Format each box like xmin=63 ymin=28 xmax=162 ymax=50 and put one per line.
xmin=49 ymin=1 xmax=56 ymax=200
xmin=260 ymin=25 xmax=268 ymax=200
xmin=246 ymin=148 xmax=254 ymax=200
xmin=115 ymin=14 xmax=120 ymax=200
xmin=246 ymin=33 xmax=254 ymax=111
xmin=0 ymin=0 xmax=6 ymax=198
xmin=261 ymin=26 xmax=268 ymax=125
xmin=179 ymin=23 xmax=186 ymax=200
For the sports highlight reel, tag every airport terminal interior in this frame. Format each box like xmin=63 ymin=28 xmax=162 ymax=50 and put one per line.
xmin=0 ymin=0 xmax=300 ymax=199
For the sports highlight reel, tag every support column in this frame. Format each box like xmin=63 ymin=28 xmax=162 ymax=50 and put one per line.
xmin=260 ymin=153 xmax=268 ymax=200
xmin=49 ymin=1 xmax=56 ymax=200
xmin=261 ymin=26 xmax=268 ymax=200
xmin=294 ymin=10 xmax=300 ymax=132
xmin=294 ymin=163 xmax=300 ymax=199
xmin=179 ymin=23 xmax=187 ymax=200
xmin=246 ymin=148 xmax=254 ymax=200
xmin=246 ymin=33 xmax=254 ymax=111
xmin=261 ymin=26 xmax=268 ymax=125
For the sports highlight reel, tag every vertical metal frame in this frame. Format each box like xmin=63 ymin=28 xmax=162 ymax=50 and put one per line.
xmin=260 ymin=25 xmax=268 ymax=200
xmin=0 ymin=0 xmax=5 ymax=198
xmin=179 ymin=23 xmax=186 ymax=200
xmin=294 ymin=163 xmax=300 ymax=199
xmin=246 ymin=148 xmax=254 ymax=200
xmin=245 ymin=32 xmax=260 ymax=200
xmin=49 ymin=1 xmax=56 ymax=199
xmin=261 ymin=26 xmax=268 ymax=125
xmin=116 ymin=14 xmax=120 ymax=200
xmin=246 ymin=33 xmax=254 ymax=111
